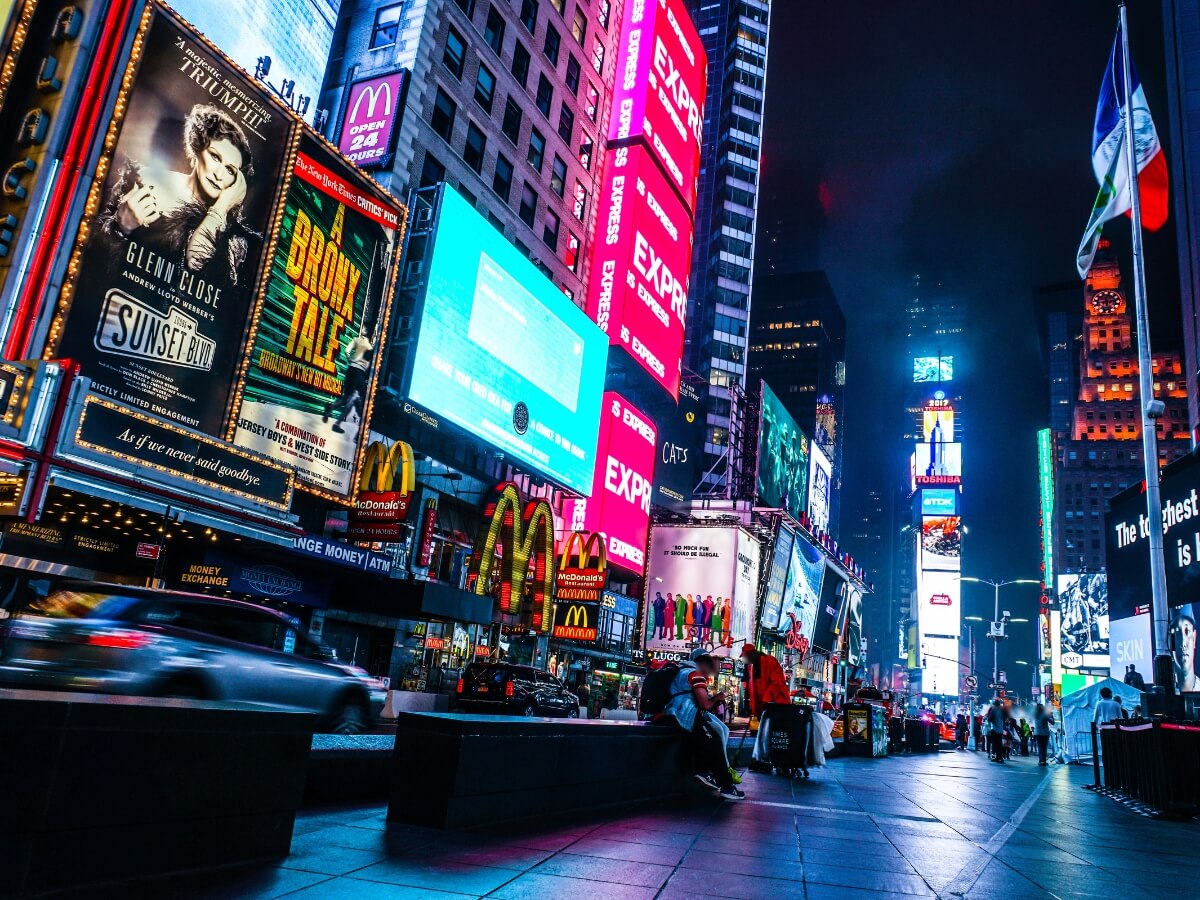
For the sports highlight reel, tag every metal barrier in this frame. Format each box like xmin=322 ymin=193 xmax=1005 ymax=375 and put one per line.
xmin=1092 ymin=720 xmax=1200 ymax=817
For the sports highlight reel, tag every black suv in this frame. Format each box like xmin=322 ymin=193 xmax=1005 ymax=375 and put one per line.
xmin=455 ymin=662 xmax=579 ymax=717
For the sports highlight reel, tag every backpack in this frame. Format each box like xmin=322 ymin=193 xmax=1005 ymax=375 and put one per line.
xmin=640 ymin=663 xmax=685 ymax=715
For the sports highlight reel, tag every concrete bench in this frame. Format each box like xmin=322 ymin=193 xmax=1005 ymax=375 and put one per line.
xmin=0 ymin=689 xmax=313 ymax=896
xmin=387 ymin=712 xmax=690 ymax=829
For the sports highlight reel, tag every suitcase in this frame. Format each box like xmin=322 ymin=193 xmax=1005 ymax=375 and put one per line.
xmin=764 ymin=703 xmax=812 ymax=778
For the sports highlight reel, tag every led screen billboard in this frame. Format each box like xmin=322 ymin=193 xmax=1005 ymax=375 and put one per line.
xmin=644 ymin=525 xmax=758 ymax=658
xmin=812 ymin=570 xmax=849 ymax=654
xmin=562 ymin=393 xmax=657 ymax=574
xmin=1109 ymin=613 xmax=1153 ymax=685
xmin=913 ymin=355 xmax=953 ymax=382
xmin=920 ymin=516 xmax=961 ymax=571
xmin=782 ymin=537 xmax=825 ymax=649
xmin=166 ymin=0 xmax=339 ymax=114
xmin=651 ymin=374 xmax=701 ymax=507
xmin=922 ymin=400 xmax=955 ymax=443
xmin=338 ymin=71 xmax=408 ymax=168
xmin=586 ymin=144 xmax=691 ymax=396
xmin=918 ymin=568 xmax=960 ymax=639
xmin=1058 ymin=573 xmax=1109 ymax=670
xmin=54 ymin=7 xmax=294 ymax=435
xmin=808 ymin=444 xmax=832 ymax=533
xmin=1169 ymin=605 xmax=1200 ymax=692
xmin=405 ymin=186 xmax=608 ymax=495
xmin=920 ymin=488 xmax=957 ymax=516
xmin=921 ymin=636 xmax=960 ymax=696
xmin=756 ymin=381 xmax=809 ymax=515
xmin=760 ymin=525 xmax=795 ymax=630
xmin=608 ymin=0 xmax=706 ymax=213
xmin=914 ymin=441 xmax=962 ymax=486
xmin=231 ymin=135 xmax=403 ymax=498
xmin=846 ymin=586 xmax=864 ymax=666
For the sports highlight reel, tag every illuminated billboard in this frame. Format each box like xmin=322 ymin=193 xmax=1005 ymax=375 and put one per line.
xmin=918 ymin=568 xmax=960 ymax=638
xmin=1170 ymin=605 xmax=1200 ymax=692
xmin=1109 ymin=614 xmax=1153 ymax=685
xmin=586 ymin=144 xmax=691 ymax=396
xmin=405 ymin=186 xmax=608 ymax=495
xmin=913 ymin=355 xmax=953 ymax=382
xmin=1057 ymin=573 xmax=1109 ymax=670
xmin=166 ymin=0 xmax=339 ymax=114
xmin=921 ymin=636 xmax=960 ymax=696
xmin=338 ymin=71 xmax=408 ymax=168
xmin=846 ymin=586 xmax=864 ymax=665
xmin=920 ymin=517 xmax=961 ymax=571
xmin=922 ymin=398 xmax=955 ymax=443
xmin=756 ymin=381 xmax=809 ymax=515
xmin=914 ymin=441 xmax=962 ymax=486
xmin=608 ymin=0 xmax=706 ymax=213
xmin=54 ymin=7 xmax=295 ymax=435
xmin=652 ymin=375 xmax=701 ymax=507
xmin=782 ymin=537 xmax=825 ymax=649
xmin=812 ymin=571 xmax=849 ymax=653
xmin=562 ymin=393 xmax=657 ymax=574
xmin=644 ymin=525 xmax=759 ymax=658
xmin=760 ymin=525 xmax=795 ymax=630
xmin=808 ymin=444 xmax=832 ymax=533
xmin=920 ymin=488 xmax=957 ymax=516
xmin=232 ymin=135 xmax=403 ymax=499
xmin=1038 ymin=429 xmax=1055 ymax=589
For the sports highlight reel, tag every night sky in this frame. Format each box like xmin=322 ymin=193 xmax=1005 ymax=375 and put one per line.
xmin=757 ymin=1 xmax=1183 ymax=679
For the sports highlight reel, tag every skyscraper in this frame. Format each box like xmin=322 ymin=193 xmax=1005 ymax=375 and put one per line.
xmin=682 ymin=0 xmax=771 ymax=495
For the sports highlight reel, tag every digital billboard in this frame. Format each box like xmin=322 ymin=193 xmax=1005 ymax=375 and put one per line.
xmin=232 ymin=135 xmax=403 ymax=498
xmin=586 ymin=144 xmax=692 ymax=397
xmin=1038 ymin=428 xmax=1055 ymax=589
xmin=338 ymin=71 xmax=408 ymax=168
xmin=922 ymin=399 xmax=955 ymax=443
xmin=808 ymin=444 xmax=832 ymax=533
xmin=54 ymin=7 xmax=294 ymax=435
xmin=913 ymin=355 xmax=953 ymax=382
xmin=846 ymin=586 xmax=864 ymax=666
xmin=921 ymin=636 xmax=961 ymax=696
xmin=920 ymin=516 xmax=962 ymax=571
xmin=782 ymin=537 xmax=825 ymax=650
xmin=405 ymin=186 xmax=608 ymax=495
xmin=756 ymin=381 xmax=809 ymax=515
xmin=562 ymin=393 xmax=657 ymax=574
xmin=914 ymin=441 xmax=962 ymax=486
xmin=812 ymin=570 xmax=849 ymax=654
xmin=651 ymin=374 xmax=701 ymax=507
xmin=760 ymin=525 xmax=795 ymax=630
xmin=1058 ymin=573 xmax=1109 ymax=670
xmin=644 ymin=525 xmax=758 ymax=658
xmin=1169 ymin=605 xmax=1200 ymax=692
xmin=608 ymin=0 xmax=706 ymax=213
xmin=166 ymin=0 xmax=339 ymax=115
xmin=1109 ymin=613 xmax=1153 ymax=685
xmin=920 ymin=488 xmax=957 ymax=516
xmin=918 ymin=568 xmax=960 ymax=638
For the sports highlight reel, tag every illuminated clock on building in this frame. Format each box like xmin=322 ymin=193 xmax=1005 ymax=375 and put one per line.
xmin=1090 ymin=289 xmax=1122 ymax=315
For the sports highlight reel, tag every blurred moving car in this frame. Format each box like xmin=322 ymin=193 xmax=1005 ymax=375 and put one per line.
xmin=454 ymin=662 xmax=579 ymax=717
xmin=0 ymin=582 xmax=384 ymax=732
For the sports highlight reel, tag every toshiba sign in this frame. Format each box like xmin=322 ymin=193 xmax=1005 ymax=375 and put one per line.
xmin=609 ymin=0 xmax=706 ymax=213
xmin=563 ymin=393 xmax=657 ymax=575
xmin=586 ymin=145 xmax=692 ymax=397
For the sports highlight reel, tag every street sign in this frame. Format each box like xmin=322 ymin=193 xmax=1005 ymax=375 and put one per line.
xmin=964 ymin=675 xmax=978 ymax=689
xmin=988 ymin=681 xmax=1005 ymax=691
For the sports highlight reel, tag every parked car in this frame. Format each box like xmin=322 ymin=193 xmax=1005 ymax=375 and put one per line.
xmin=454 ymin=662 xmax=579 ymax=717
xmin=0 ymin=582 xmax=385 ymax=732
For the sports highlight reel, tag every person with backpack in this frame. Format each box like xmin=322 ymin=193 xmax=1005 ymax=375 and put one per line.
xmin=641 ymin=652 xmax=744 ymax=801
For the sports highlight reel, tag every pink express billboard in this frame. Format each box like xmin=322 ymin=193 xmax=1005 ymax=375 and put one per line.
xmin=339 ymin=71 xmax=408 ymax=167
xmin=586 ymin=145 xmax=692 ymax=398
xmin=563 ymin=393 xmax=657 ymax=574
xmin=608 ymin=0 xmax=706 ymax=212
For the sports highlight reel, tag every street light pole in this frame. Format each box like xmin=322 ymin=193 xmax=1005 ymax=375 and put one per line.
xmin=961 ymin=577 xmax=1039 ymax=694
xmin=993 ymin=581 xmax=1000 ymax=684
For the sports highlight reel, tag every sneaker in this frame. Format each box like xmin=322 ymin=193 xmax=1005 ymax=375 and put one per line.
xmin=728 ymin=767 xmax=743 ymax=785
xmin=693 ymin=773 xmax=719 ymax=791
xmin=719 ymin=786 xmax=745 ymax=801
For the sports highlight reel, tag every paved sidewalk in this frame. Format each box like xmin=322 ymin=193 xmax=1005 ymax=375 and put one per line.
xmin=121 ymin=749 xmax=1200 ymax=899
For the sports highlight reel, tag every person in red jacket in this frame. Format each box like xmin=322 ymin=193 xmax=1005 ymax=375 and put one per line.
xmin=742 ymin=644 xmax=790 ymax=716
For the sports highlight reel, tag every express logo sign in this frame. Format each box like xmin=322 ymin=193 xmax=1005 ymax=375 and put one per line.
xmin=563 ymin=392 xmax=657 ymax=574
xmin=609 ymin=0 xmax=706 ymax=212
xmin=339 ymin=71 xmax=408 ymax=167
xmin=587 ymin=145 xmax=692 ymax=397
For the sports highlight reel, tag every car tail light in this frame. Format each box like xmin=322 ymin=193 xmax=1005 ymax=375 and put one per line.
xmin=456 ymin=677 xmax=464 ymax=694
xmin=505 ymin=680 xmax=514 ymax=698
xmin=86 ymin=629 xmax=153 ymax=650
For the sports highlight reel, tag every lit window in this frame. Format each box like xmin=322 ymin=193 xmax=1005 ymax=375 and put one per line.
xmin=371 ymin=5 xmax=402 ymax=48
xmin=565 ymin=231 xmax=580 ymax=272
xmin=571 ymin=7 xmax=587 ymax=44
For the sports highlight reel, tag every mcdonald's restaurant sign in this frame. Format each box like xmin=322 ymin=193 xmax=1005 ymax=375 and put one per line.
xmin=347 ymin=440 xmax=416 ymax=541
xmin=551 ymin=601 xmax=599 ymax=642
xmin=466 ymin=482 xmax=556 ymax=633
xmin=556 ymin=531 xmax=608 ymax=603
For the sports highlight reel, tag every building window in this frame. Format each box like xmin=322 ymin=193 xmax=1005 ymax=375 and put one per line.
xmin=542 ymin=209 xmax=560 ymax=249
xmin=565 ymin=230 xmax=580 ymax=272
xmin=443 ymin=27 xmax=467 ymax=78
xmin=557 ymin=104 xmax=574 ymax=142
xmin=487 ymin=210 xmax=505 ymax=231
xmin=591 ymin=36 xmax=605 ymax=73
xmin=459 ymin=185 xmax=478 ymax=206
xmin=483 ymin=4 xmax=506 ymax=54
xmin=463 ymin=121 xmax=487 ymax=172
xmin=550 ymin=155 xmax=567 ymax=197
xmin=420 ymin=153 xmax=445 ymax=188
xmin=571 ymin=7 xmax=587 ymax=44
xmin=535 ymin=74 xmax=553 ymax=116
xmin=528 ymin=127 xmax=546 ymax=171
xmin=598 ymin=0 xmax=611 ymax=29
xmin=519 ymin=183 xmax=537 ymax=226
xmin=585 ymin=82 xmax=600 ymax=122
xmin=455 ymin=0 xmax=477 ymax=13
xmin=501 ymin=97 xmax=522 ymax=143
xmin=578 ymin=135 xmax=593 ymax=170
xmin=431 ymin=87 xmax=457 ymax=140
xmin=510 ymin=41 xmax=531 ymax=87
xmin=544 ymin=25 xmax=561 ymax=65
xmin=371 ymin=5 xmax=402 ymax=49
xmin=573 ymin=180 xmax=587 ymax=220
xmin=493 ymin=153 xmax=514 ymax=201
xmin=565 ymin=55 xmax=581 ymax=94
xmin=549 ymin=0 xmax=564 ymax=13
xmin=519 ymin=0 xmax=537 ymax=33
xmin=474 ymin=64 xmax=496 ymax=112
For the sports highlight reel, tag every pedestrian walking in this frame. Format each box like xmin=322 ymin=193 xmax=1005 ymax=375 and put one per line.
xmin=1034 ymin=702 xmax=1055 ymax=766
xmin=972 ymin=714 xmax=984 ymax=752
xmin=986 ymin=699 xmax=1006 ymax=762
xmin=1018 ymin=717 xmax=1032 ymax=757
xmin=1093 ymin=686 xmax=1122 ymax=725
xmin=955 ymin=714 xmax=968 ymax=750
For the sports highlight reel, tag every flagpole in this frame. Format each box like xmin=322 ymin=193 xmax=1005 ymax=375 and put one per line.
xmin=1119 ymin=2 xmax=1173 ymax=692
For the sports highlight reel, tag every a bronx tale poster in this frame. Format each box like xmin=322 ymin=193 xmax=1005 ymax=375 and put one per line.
xmin=232 ymin=134 xmax=402 ymax=499
xmin=54 ymin=6 xmax=292 ymax=434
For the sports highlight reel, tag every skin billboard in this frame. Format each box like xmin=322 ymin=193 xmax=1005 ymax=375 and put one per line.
xmin=756 ymin=380 xmax=810 ymax=515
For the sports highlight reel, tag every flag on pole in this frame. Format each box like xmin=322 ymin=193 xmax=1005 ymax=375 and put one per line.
xmin=1076 ymin=21 xmax=1168 ymax=278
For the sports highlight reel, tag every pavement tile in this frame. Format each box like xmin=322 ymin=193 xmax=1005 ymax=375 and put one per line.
xmin=278 ymin=843 xmax=388 ymax=877
xmin=590 ymin=825 xmax=699 ymax=848
xmin=958 ymin=859 xmax=1060 ymax=899
xmin=423 ymin=846 xmax=555 ymax=872
xmin=800 ymin=833 xmax=904 ymax=857
xmin=678 ymin=847 xmax=804 ymax=880
xmin=288 ymin=876 xmax=478 ymax=898
xmin=804 ymin=848 xmax=915 ymax=874
xmin=497 ymin=832 xmax=588 ymax=852
xmin=691 ymin=837 xmax=801 ymax=861
xmin=532 ymin=854 xmax=675 ymax=888
xmin=806 ymin=886 xmax=945 ymax=900
xmin=802 ymin=862 xmax=934 ymax=896
xmin=350 ymin=858 xmax=520 ymax=895
xmin=152 ymin=865 xmax=333 ymax=899
xmin=702 ymin=825 xmax=800 ymax=847
xmin=659 ymin=867 xmax=808 ymax=899
xmin=795 ymin=823 xmax=891 ymax=844
xmin=488 ymin=871 xmax=658 ymax=899
xmin=563 ymin=836 xmax=688 ymax=866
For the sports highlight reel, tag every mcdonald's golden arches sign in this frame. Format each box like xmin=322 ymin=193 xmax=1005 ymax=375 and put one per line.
xmin=347 ymin=440 xmax=416 ymax=541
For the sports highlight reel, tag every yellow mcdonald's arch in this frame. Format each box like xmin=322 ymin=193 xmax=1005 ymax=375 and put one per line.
xmin=559 ymin=530 xmax=607 ymax=574
xmin=562 ymin=603 xmax=590 ymax=628
xmin=467 ymin=482 xmax=556 ymax=632
xmin=359 ymin=440 xmax=416 ymax=494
